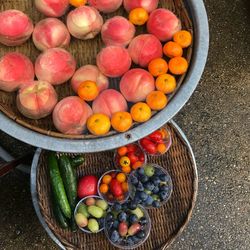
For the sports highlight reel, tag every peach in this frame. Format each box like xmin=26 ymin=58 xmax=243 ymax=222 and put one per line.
xmin=120 ymin=68 xmax=155 ymax=102
xmin=35 ymin=0 xmax=69 ymax=17
xmin=32 ymin=18 xmax=70 ymax=51
xmin=35 ymin=48 xmax=76 ymax=85
xmin=0 ymin=52 xmax=34 ymax=92
xmin=101 ymin=16 xmax=135 ymax=47
xmin=16 ymin=81 xmax=58 ymax=119
xmin=53 ymin=96 xmax=93 ymax=135
xmin=123 ymin=0 xmax=159 ymax=13
xmin=147 ymin=9 xmax=181 ymax=41
xmin=96 ymin=46 xmax=131 ymax=77
xmin=0 ymin=10 xmax=33 ymax=46
xmin=66 ymin=6 xmax=103 ymax=40
xmin=92 ymin=89 xmax=128 ymax=117
xmin=88 ymin=0 xmax=123 ymax=13
xmin=128 ymin=34 xmax=162 ymax=67
xmin=71 ymin=65 xmax=109 ymax=93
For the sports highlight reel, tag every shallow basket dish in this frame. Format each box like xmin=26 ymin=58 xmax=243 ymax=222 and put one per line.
xmin=31 ymin=121 xmax=198 ymax=249
xmin=0 ymin=0 xmax=209 ymax=153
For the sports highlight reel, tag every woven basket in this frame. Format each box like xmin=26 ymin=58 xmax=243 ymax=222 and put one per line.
xmin=0 ymin=0 xmax=193 ymax=139
xmin=32 ymin=122 xmax=198 ymax=249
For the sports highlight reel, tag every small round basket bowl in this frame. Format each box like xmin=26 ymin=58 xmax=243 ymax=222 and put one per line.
xmin=31 ymin=121 xmax=198 ymax=250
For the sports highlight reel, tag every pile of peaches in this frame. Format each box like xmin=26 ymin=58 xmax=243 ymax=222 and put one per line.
xmin=0 ymin=0 xmax=192 ymax=136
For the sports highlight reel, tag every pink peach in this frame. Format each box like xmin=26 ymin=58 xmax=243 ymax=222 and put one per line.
xmin=53 ymin=96 xmax=93 ymax=135
xmin=16 ymin=81 xmax=58 ymax=119
xmin=71 ymin=65 xmax=109 ymax=93
xmin=32 ymin=18 xmax=70 ymax=51
xmin=123 ymin=0 xmax=159 ymax=13
xmin=0 ymin=10 xmax=33 ymax=46
xmin=96 ymin=46 xmax=131 ymax=77
xmin=147 ymin=8 xmax=181 ymax=41
xmin=92 ymin=89 xmax=128 ymax=117
xmin=35 ymin=48 xmax=76 ymax=85
xmin=0 ymin=52 xmax=35 ymax=92
xmin=101 ymin=16 xmax=135 ymax=47
xmin=35 ymin=0 xmax=69 ymax=17
xmin=88 ymin=0 xmax=123 ymax=13
xmin=128 ymin=34 xmax=162 ymax=67
xmin=66 ymin=6 xmax=103 ymax=40
xmin=120 ymin=68 xmax=155 ymax=102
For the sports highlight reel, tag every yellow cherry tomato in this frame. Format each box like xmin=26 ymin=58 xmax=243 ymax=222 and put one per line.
xmin=119 ymin=156 xmax=131 ymax=167
xmin=129 ymin=8 xmax=149 ymax=26
xmin=69 ymin=0 xmax=87 ymax=7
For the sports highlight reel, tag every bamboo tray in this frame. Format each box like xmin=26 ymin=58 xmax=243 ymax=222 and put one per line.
xmin=30 ymin=121 xmax=198 ymax=249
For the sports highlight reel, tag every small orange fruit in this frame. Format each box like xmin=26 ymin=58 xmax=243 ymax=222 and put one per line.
xmin=122 ymin=182 xmax=129 ymax=192
xmin=129 ymin=8 xmax=149 ymax=26
xmin=117 ymin=146 xmax=128 ymax=156
xmin=111 ymin=112 xmax=133 ymax=133
xmin=102 ymin=175 xmax=112 ymax=184
xmin=132 ymin=161 xmax=143 ymax=170
xmin=157 ymin=143 xmax=167 ymax=154
xmin=159 ymin=128 xmax=170 ymax=140
xmin=168 ymin=57 xmax=188 ymax=75
xmin=116 ymin=173 xmax=126 ymax=183
xmin=69 ymin=0 xmax=87 ymax=7
xmin=163 ymin=41 xmax=183 ymax=58
xmin=148 ymin=58 xmax=168 ymax=77
xmin=130 ymin=102 xmax=151 ymax=123
xmin=87 ymin=113 xmax=111 ymax=136
xmin=100 ymin=183 xmax=109 ymax=194
xmin=122 ymin=165 xmax=131 ymax=174
xmin=155 ymin=74 xmax=177 ymax=94
xmin=78 ymin=80 xmax=99 ymax=101
xmin=173 ymin=30 xmax=192 ymax=48
xmin=146 ymin=91 xmax=168 ymax=111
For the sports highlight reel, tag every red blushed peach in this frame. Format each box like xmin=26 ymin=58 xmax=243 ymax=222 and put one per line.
xmin=71 ymin=65 xmax=109 ymax=93
xmin=123 ymin=0 xmax=159 ymax=13
xmin=32 ymin=18 xmax=70 ymax=51
xmin=128 ymin=34 xmax=162 ymax=67
xmin=67 ymin=6 xmax=103 ymax=40
xmin=35 ymin=48 xmax=76 ymax=85
xmin=53 ymin=96 xmax=93 ymax=135
xmin=96 ymin=46 xmax=131 ymax=77
xmin=147 ymin=9 xmax=182 ymax=42
xmin=92 ymin=89 xmax=128 ymax=117
xmin=101 ymin=16 xmax=135 ymax=47
xmin=120 ymin=68 xmax=155 ymax=102
xmin=0 ymin=52 xmax=35 ymax=92
xmin=16 ymin=81 xmax=58 ymax=119
xmin=0 ymin=10 xmax=33 ymax=46
xmin=88 ymin=0 xmax=123 ymax=13
xmin=35 ymin=0 xmax=69 ymax=17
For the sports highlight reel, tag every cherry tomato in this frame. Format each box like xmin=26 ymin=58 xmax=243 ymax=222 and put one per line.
xmin=118 ymin=146 xmax=128 ymax=156
xmin=138 ymin=154 xmax=145 ymax=162
xmin=119 ymin=156 xmax=131 ymax=167
xmin=132 ymin=161 xmax=143 ymax=170
xmin=140 ymin=138 xmax=157 ymax=154
xmin=127 ymin=152 xmax=139 ymax=164
xmin=110 ymin=179 xmax=123 ymax=197
xmin=148 ymin=131 xmax=163 ymax=143
xmin=126 ymin=144 xmax=137 ymax=153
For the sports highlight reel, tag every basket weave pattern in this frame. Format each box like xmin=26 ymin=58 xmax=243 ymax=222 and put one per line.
xmin=36 ymin=124 xmax=197 ymax=249
xmin=0 ymin=0 xmax=192 ymax=139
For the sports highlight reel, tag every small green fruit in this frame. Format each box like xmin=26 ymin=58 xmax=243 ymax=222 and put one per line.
xmin=88 ymin=218 xmax=99 ymax=233
xmin=77 ymin=203 xmax=89 ymax=218
xmin=96 ymin=200 xmax=108 ymax=211
xmin=87 ymin=205 xmax=104 ymax=218
xmin=144 ymin=165 xmax=155 ymax=177
xmin=75 ymin=213 xmax=88 ymax=228
xmin=131 ymin=207 xmax=144 ymax=219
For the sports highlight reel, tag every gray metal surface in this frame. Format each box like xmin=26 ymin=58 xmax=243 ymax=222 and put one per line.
xmin=0 ymin=0 xmax=209 ymax=153
xmin=30 ymin=120 xmax=198 ymax=250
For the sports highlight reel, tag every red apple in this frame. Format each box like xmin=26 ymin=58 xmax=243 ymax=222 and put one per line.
xmin=77 ymin=175 xmax=98 ymax=198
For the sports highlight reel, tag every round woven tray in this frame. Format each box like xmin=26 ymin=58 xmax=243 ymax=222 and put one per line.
xmin=0 ymin=0 xmax=209 ymax=152
xmin=31 ymin=121 xmax=198 ymax=249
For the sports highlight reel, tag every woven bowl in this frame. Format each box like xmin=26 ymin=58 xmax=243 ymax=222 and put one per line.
xmin=31 ymin=121 xmax=198 ymax=249
xmin=0 ymin=0 xmax=201 ymax=152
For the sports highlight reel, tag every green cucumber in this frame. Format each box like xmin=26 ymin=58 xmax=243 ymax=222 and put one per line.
xmin=58 ymin=155 xmax=77 ymax=210
xmin=70 ymin=155 xmax=85 ymax=168
xmin=48 ymin=152 xmax=71 ymax=219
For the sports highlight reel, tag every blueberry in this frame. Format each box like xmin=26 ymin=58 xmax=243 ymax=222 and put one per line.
xmin=113 ymin=220 xmax=119 ymax=229
xmin=110 ymin=230 xmax=120 ymax=243
xmin=113 ymin=202 xmax=122 ymax=211
xmin=145 ymin=195 xmax=154 ymax=206
xmin=159 ymin=191 xmax=169 ymax=201
xmin=136 ymin=230 xmax=146 ymax=239
xmin=137 ymin=167 xmax=144 ymax=175
xmin=130 ymin=175 xmax=139 ymax=185
xmin=152 ymin=200 xmax=160 ymax=208
xmin=152 ymin=186 xmax=159 ymax=194
xmin=144 ymin=181 xmax=155 ymax=191
xmin=128 ymin=202 xmax=137 ymax=210
xmin=139 ymin=217 xmax=147 ymax=225
xmin=98 ymin=218 xmax=105 ymax=228
xmin=152 ymin=176 xmax=161 ymax=186
xmin=129 ymin=214 xmax=138 ymax=224
xmin=159 ymin=174 xmax=168 ymax=182
xmin=132 ymin=236 xmax=141 ymax=243
xmin=118 ymin=211 xmax=127 ymax=222
xmin=126 ymin=236 xmax=134 ymax=245
xmin=132 ymin=196 xmax=141 ymax=205
xmin=137 ymin=182 xmax=144 ymax=191
xmin=106 ymin=213 xmax=113 ymax=222
xmin=141 ymin=175 xmax=149 ymax=183
xmin=122 ymin=203 xmax=128 ymax=210
xmin=160 ymin=185 xmax=169 ymax=192
xmin=139 ymin=191 xmax=148 ymax=201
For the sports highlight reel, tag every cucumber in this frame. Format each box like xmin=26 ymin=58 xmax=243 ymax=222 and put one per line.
xmin=51 ymin=191 xmax=69 ymax=229
xmin=48 ymin=152 xmax=71 ymax=219
xmin=70 ymin=215 xmax=77 ymax=232
xmin=70 ymin=155 xmax=85 ymax=168
xmin=58 ymin=155 xmax=77 ymax=211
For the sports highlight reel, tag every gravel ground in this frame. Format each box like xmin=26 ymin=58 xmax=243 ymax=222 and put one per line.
xmin=0 ymin=0 xmax=250 ymax=249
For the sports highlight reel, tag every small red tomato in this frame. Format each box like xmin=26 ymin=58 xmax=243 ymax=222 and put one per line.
xmin=126 ymin=144 xmax=137 ymax=153
xmin=149 ymin=131 xmax=163 ymax=143
xmin=138 ymin=153 xmax=145 ymax=162
xmin=140 ymin=138 xmax=157 ymax=154
xmin=110 ymin=179 xmax=123 ymax=197
xmin=127 ymin=152 xmax=139 ymax=164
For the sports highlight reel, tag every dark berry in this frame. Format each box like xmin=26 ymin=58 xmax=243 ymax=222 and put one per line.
xmin=137 ymin=167 xmax=144 ymax=175
xmin=139 ymin=217 xmax=147 ymax=225
xmin=139 ymin=191 xmax=148 ymax=201
xmin=159 ymin=191 xmax=169 ymax=201
xmin=160 ymin=185 xmax=169 ymax=192
xmin=128 ymin=202 xmax=137 ymax=210
xmin=141 ymin=175 xmax=149 ymax=183
xmin=152 ymin=186 xmax=159 ymax=194
xmin=118 ymin=212 xmax=127 ymax=222
xmin=144 ymin=181 xmax=155 ymax=191
xmin=113 ymin=220 xmax=119 ymax=229
xmin=106 ymin=213 xmax=113 ymax=222
xmin=126 ymin=236 xmax=134 ymax=245
xmin=132 ymin=196 xmax=141 ymax=205
xmin=159 ymin=174 xmax=168 ymax=182
xmin=137 ymin=182 xmax=144 ymax=191
xmin=152 ymin=176 xmax=161 ymax=186
xmin=130 ymin=175 xmax=139 ymax=185
xmin=152 ymin=200 xmax=160 ymax=208
xmin=113 ymin=202 xmax=122 ymax=211
xmin=110 ymin=230 xmax=120 ymax=243
xmin=98 ymin=218 xmax=105 ymax=228
xmin=145 ymin=195 xmax=154 ymax=206
xmin=129 ymin=214 xmax=138 ymax=224
xmin=137 ymin=230 xmax=146 ymax=239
